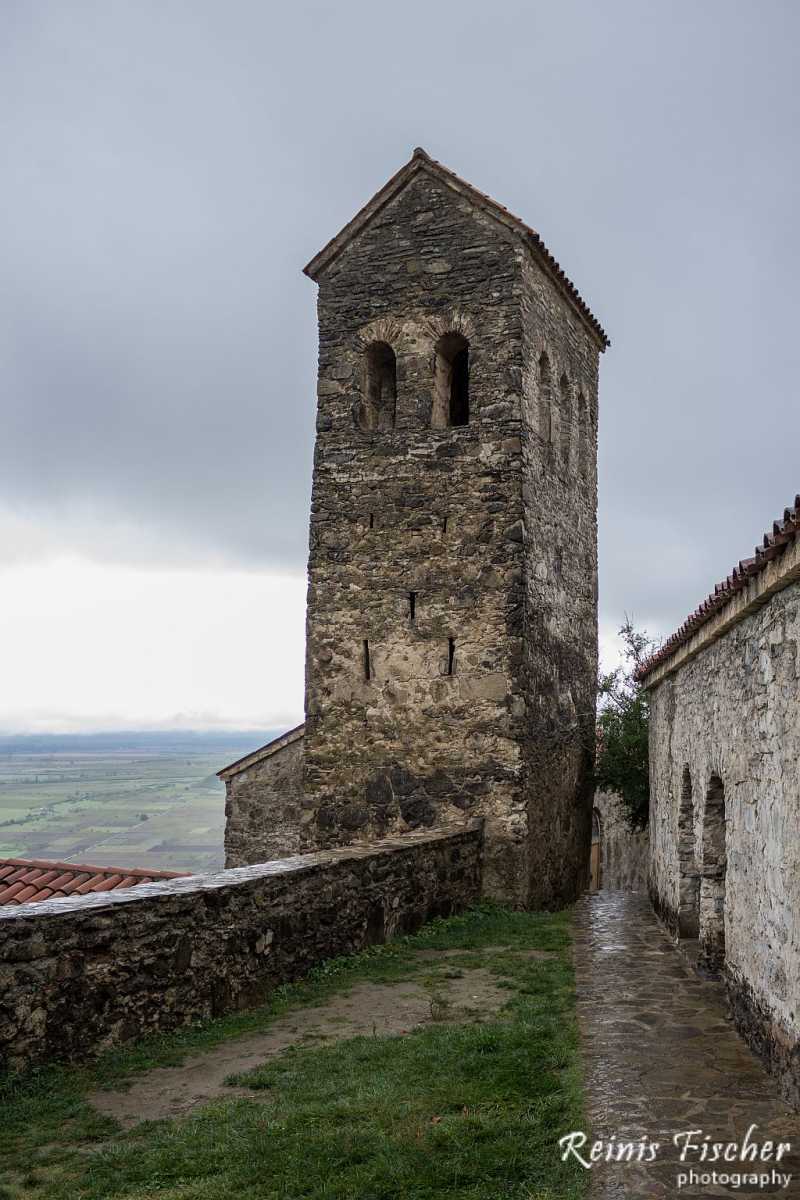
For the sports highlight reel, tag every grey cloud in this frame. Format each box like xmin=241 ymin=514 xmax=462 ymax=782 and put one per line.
xmin=1 ymin=0 xmax=799 ymax=637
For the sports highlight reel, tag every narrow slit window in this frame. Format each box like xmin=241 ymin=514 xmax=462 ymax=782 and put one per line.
xmin=442 ymin=514 xmax=448 ymax=534
xmin=409 ymin=592 xmax=416 ymax=622
xmin=447 ymin=637 xmax=456 ymax=676
xmin=363 ymin=639 xmax=371 ymax=681
xmin=369 ymin=513 xmax=375 ymax=529
xmin=432 ymin=332 xmax=469 ymax=428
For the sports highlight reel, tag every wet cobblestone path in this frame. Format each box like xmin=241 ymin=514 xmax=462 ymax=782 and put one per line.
xmin=574 ymin=892 xmax=800 ymax=1198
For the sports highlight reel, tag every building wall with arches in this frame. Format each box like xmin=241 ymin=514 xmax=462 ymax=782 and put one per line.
xmin=644 ymin=570 xmax=800 ymax=1107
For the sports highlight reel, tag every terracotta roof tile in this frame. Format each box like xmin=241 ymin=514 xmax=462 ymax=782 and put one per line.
xmin=0 ymin=856 xmax=189 ymax=906
xmin=636 ymin=493 xmax=800 ymax=680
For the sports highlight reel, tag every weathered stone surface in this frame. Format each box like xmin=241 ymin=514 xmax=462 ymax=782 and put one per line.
xmin=0 ymin=824 xmax=482 ymax=1074
xmin=300 ymin=157 xmax=603 ymax=908
xmin=223 ymin=726 xmax=306 ymax=868
xmin=647 ymin=578 xmax=800 ymax=1107
xmin=594 ymin=790 xmax=649 ymax=891
xmin=518 ymin=245 xmax=600 ymax=909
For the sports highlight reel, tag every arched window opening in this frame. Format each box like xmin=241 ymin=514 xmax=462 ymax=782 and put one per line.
xmin=577 ymin=391 xmax=588 ymax=479
xmin=538 ymin=352 xmax=552 ymax=443
xmin=432 ymin=333 xmax=469 ymax=428
xmin=699 ymin=774 xmax=727 ymax=971
xmin=359 ymin=342 xmax=396 ymax=432
xmin=589 ymin=808 xmax=602 ymax=891
xmin=677 ymin=766 xmax=699 ymax=938
xmin=559 ymin=374 xmax=572 ymax=467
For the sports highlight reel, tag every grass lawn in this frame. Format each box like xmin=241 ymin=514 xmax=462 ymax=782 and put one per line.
xmin=0 ymin=905 xmax=585 ymax=1200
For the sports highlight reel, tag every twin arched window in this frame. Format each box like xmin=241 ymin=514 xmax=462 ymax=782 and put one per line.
xmin=357 ymin=334 xmax=470 ymax=432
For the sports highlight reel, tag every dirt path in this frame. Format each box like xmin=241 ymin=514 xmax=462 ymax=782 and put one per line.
xmin=89 ymin=950 xmax=528 ymax=1127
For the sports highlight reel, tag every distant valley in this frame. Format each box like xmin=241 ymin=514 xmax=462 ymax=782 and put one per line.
xmin=0 ymin=730 xmax=276 ymax=875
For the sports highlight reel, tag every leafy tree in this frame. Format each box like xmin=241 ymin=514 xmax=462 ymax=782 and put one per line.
xmin=595 ymin=619 xmax=656 ymax=831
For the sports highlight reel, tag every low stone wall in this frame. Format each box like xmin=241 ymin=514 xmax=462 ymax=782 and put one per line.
xmin=0 ymin=824 xmax=483 ymax=1075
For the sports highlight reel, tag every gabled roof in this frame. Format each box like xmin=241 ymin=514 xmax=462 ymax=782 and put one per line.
xmin=218 ymin=722 xmax=305 ymax=781
xmin=0 ymin=857 xmax=189 ymax=906
xmin=303 ymin=147 xmax=609 ymax=350
xmin=637 ymin=492 xmax=800 ymax=683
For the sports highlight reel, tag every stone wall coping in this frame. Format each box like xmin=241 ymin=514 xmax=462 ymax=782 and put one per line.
xmin=642 ymin=534 xmax=800 ymax=690
xmin=218 ymin=723 xmax=305 ymax=780
xmin=0 ymin=823 xmax=483 ymax=924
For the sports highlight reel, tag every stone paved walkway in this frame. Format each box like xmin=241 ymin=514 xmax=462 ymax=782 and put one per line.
xmin=575 ymin=892 xmax=800 ymax=1198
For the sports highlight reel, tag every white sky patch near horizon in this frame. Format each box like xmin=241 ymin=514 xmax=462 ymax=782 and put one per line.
xmin=0 ymin=559 xmax=646 ymax=735
xmin=0 ymin=558 xmax=306 ymax=734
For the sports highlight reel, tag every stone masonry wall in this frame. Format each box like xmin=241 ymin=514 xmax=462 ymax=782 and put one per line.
xmin=303 ymin=167 xmax=602 ymax=908
xmin=593 ymin=791 xmax=649 ymax=892
xmin=0 ymin=824 xmax=482 ymax=1074
xmin=648 ymin=579 xmax=800 ymax=1105
xmin=224 ymin=729 xmax=306 ymax=868
xmin=519 ymin=246 xmax=599 ymax=906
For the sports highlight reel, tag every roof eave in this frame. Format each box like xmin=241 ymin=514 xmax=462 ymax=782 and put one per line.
xmin=637 ymin=494 xmax=800 ymax=686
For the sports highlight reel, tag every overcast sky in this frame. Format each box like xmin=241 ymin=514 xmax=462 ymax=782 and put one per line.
xmin=1 ymin=1 xmax=798 ymax=732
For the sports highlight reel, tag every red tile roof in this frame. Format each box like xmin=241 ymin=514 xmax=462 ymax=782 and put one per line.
xmin=0 ymin=857 xmax=189 ymax=906
xmin=303 ymin=147 xmax=609 ymax=350
xmin=636 ymin=493 xmax=800 ymax=681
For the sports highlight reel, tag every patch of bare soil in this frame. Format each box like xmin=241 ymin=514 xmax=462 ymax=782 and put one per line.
xmin=88 ymin=951 xmax=519 ymax=1128
xmin=415 ymin=946 xmax=555 ymax=961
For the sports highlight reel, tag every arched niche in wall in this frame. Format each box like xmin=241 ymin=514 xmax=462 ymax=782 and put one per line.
xmin=677 ymin=765 xmax=700 ymax=938
xmin=577 ymin=390 xmax=588 ymax=478
xmin=559 ymin=373 xmax=572 ymax=467
xmin=538 ymin=351 xmax=552 ymax=443
xmin=699 ymin=773 xmax=727 ymax=971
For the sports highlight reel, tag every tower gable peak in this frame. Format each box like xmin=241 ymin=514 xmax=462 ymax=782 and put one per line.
xmin=302 ymin=147 xmax=609 ymax=350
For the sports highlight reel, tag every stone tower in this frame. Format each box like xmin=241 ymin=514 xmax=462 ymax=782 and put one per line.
xmin=301 ymin=148 xmax=608 ymax=908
